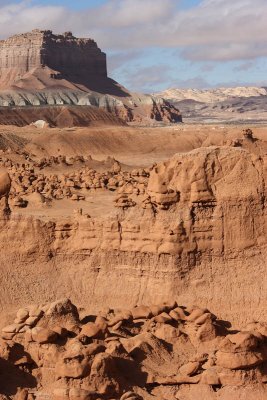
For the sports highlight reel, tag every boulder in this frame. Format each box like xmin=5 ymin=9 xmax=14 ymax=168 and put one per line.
xmin=31 ymin=327 xmax=58 ymax=344
xmin=154 ymin=324 xmax=180 ymax=342
xmin=55 ymin=355 xmax=90 ymax=379
xmin=179 ymin=361 xmax=201 ymax=376
xmin=131 ymin=306 xmax=152 ymax=320
xmin=81 ymin=322 xmax=105 ymax=339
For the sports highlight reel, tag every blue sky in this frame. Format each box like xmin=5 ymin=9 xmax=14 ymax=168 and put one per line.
xmin=0 ymin=0 xmax=267 ymax=92
xmin=36 ymin=0 xmax=201 ymax=11
xmin=37 ymin=0 xmax=107 ymax=9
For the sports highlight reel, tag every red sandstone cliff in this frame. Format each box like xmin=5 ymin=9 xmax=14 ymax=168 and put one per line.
xmin=0 ymin=146 xmax=266 ymax=326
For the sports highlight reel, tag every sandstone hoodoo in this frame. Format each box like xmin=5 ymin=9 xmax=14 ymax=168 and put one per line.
xmin=0 ymin=30 xmax=182 ymax=125
xmin=0 ymin=167 xmax=11 ymax=216
xmin=1 ymin=298 xmax=267 ymax=400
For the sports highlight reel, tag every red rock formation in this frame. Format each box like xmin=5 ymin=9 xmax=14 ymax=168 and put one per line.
xmin=0 ymin=168 xmax=11 ymax=216
xmin=1 ymin=298 xmax=267 ymax=399
xmin=0 ymin=146 xmax=266 ymax=326
xmin=0 ymin=30 xmax=107 ymax=89
xmin=0 ymin=30 xmax=182 ymax=125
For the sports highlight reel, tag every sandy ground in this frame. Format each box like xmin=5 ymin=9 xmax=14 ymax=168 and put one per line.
xmin=1 ymin=122 xmax=267 ymax=162
xmin=14 ymin=190 xmax=117 ymax=220
xmin=1 ymin=122 xmax=266 ymax=221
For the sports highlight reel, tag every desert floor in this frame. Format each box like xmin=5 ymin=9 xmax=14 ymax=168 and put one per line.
xmin=1 ymin=122 xmax=266 ymax=220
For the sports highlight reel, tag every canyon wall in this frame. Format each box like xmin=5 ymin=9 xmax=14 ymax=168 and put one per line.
xmin=0 ymin=146 xmax=266 ymax=327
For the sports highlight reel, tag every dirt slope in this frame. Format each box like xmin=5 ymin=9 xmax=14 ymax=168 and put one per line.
xmin=0 ymin=105 xmax=125 ymax=128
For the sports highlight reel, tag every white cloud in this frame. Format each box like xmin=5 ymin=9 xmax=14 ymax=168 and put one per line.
xmin=181 ymin=43 xmax=267 ymax=62
xmin=0 ymin=1 xmax=67 ymax=36
xmin=234 ymin=61 xmax=254 ymax=72
xmin=120 ymin=64 xmax=174 ymax=92
xmin=107 ymin=50 xmax=144 ymax=73
xmin=88 ymin=0 xmax=174 ymax=28
xmin=0 ymin=0 xmax=266 ymax=63
xmin=174 ymin=76 xmax=212 ymax=89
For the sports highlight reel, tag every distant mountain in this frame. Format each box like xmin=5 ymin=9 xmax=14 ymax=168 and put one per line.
xmin=154 ymin=87 xmax=267 ymax=103
xmin=154 ymin=87 xmax=267 ymax=123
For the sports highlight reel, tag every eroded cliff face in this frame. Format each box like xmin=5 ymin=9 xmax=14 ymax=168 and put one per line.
xmin=0 ymin=30 xmax=107 ymax=89
xmin=0 ymin=30 xmax=182 ymax=124
xmin=0 ymin=92 xmax=182 ymax=125
xmin=0 ymin=30 xmax=43 ymax=87
xmin=0 ymin=146 xmax=266 ymax=326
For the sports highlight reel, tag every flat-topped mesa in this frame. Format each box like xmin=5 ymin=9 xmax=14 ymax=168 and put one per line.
xmin=0 ymin=29 xmax=107 ymax=88
xmin=0 ymin=30 xmax=182 ymax=124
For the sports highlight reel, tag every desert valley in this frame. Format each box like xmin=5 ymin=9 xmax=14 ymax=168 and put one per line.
xmin=0 ymin=24 xmax=267 ymax=400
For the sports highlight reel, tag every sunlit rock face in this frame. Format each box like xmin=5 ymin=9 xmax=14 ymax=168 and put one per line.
xmin=0 ymin=29 xmax=107 ymax=89
xmin=0 ymin=30 xmax=182 ymax=124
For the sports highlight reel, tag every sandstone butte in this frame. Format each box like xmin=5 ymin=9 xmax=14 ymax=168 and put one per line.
xmin=0 ymin=29 xmax=182 ymax=126
xmin=0 ymin=29 xmax=266 ymax=400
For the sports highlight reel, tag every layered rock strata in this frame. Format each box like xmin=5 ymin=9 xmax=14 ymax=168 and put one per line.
xmin=0 ymin=105 xmax=126 ymax=127
xmin=0 ymin=146 xmax=266 ymax=325
xmin=0 ymin=94 xmax=181 ymax=125
xmin=0 ymin=30 xmax=182 ymax=124
xmin=0 ymin=30 xmax=107 ymax=89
